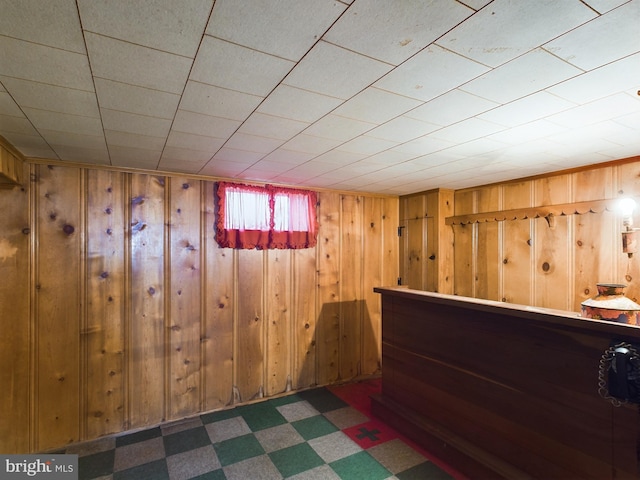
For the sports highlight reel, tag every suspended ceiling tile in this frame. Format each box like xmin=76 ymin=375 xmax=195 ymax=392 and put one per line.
xmin=105 ymin=129 xmax=165 ymax=151
xmin=237 ymin=113 xmax=309 ymax=140
xmin=0 ymin=131 xmax=53 ymax=154
xmin=284 ymin=41 xmax=392 ymax=100
xmin=364 ymin=149 xmax=416 ymax=166
xmin=0 ymin=114 xmax=38 ymax=136
xmin=39 ymin=129 xmax=106 ymax=150
xmin=366 ymin=116 xmax=440 ymax=143
xmin=50 ymin=144 xmax=109 ymax=164
xmin=0 ymin=0 xmax=85 ymax=53
xmin=437 ymin=0 xmax=597 ymax=68
xmin=223 ymin=132 xmax=283 ymax=154
xmin=478 ymin=91 xmax=576 ymax=128
xmin=160 ymin=158 xmax=210 ymax=174
xmin=543 ymin=1 xmax=639 ymax=71
xmin=547 ymin=53 xmax=640 ymax=105
xmin=375 ymin=45 xmax=489 ymax=102
xmin=337 ymin=136 xmax=398 ymax=156
xmin=281 ymin=133 xmax=341 ymax=155
xmin=460 ymin=0 xmax=493 ymax=10
xmin=85 ymin=33 xmax=192 ymax=94
xmin=257 ymin=85 xmax=342 ymax=123
xmin=333 ymin=87 xmax=422 ymax=124
xmin=0 ymin=91 xmax=25 ymax=117
xmin=95 ymin=78 xmax=180 ymax=119
xmin=548 ymin=93 xmax=640 ymax=129
xmin=0 ymin=37 xmax=93 ymax=91
xmin=199 ymin=158 xmax=252 ymax=178
xmin=436 ymin=137 xmax=507 ymax=157
xmin=312 ymin=149 xmax=367 ymax=165
xmin=191 ymin=36 xmax=295 ymax=96
xmin=429 ymin=117 xmax=505 ymax=144
xmin=404 ymin=89 xmax=498 ymax=126
xmin=582 ymin=0 xmax=630 ymax=14
xmin=22 ymin=108 xmax=104 ymax=137
xmin=324 ymin=0 xmax=473 ymax=65
xmin=303 ymin=115 xmax=375 ymax=142
xmin=166 ymin=130 xmax=225 ymax=153
xmin=172 ymin=110 xmax=240 ymax=139
xmin=392 ymin=135 xmax=454 ymax=156
xmin=460 ymin=48 xmax=582 ymax=104
xmin=78 ymin=0 xmax=212 ymax=58
xmin=109 ymin=146 xmax=161 ymax=169
xmin=0 ymin=77 xmax=100 ymax=118
xmin=260 ymin=149 xmax=316 ymax=166
xmin=487 ymin=119 xmax=568 ymax=145
xmin=206 ymin=0 xmax=346 ymax=61
xmin=212 ymin=147 xmax=265 ymax=164
xmin=101 ymin=109 xmax=172 ymax=138
xmin=158 ymin=146 xmax=214 ymax=164
xmin=181 ymin=81 xmax=262 ymax=121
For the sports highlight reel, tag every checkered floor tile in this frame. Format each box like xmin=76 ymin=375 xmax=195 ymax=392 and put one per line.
xmin=62 ymin=379 xmax=458 ymax=479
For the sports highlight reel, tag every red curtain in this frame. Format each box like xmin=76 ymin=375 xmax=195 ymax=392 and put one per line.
xmin=215 ymin=182 xmax=318 ymax=249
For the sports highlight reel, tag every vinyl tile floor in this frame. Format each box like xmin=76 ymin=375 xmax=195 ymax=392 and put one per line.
xmin=63 ymin=379 xmax=463 ymax=479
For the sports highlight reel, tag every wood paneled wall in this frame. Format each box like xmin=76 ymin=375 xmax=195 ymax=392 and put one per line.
xmin=451 ymin=158 xmax=640 ymax=311
xmin=0 ymin=162 xmax=398 ymax=453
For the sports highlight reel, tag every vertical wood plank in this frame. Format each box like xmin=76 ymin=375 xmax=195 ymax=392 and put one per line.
xmin=475 ymin=186 xmax=501 ymax=301
xmin=534 ymin=175 xmax=571 ymax=310
xmin=203 ymin=182 xmax=234 ymax=410
xmin=292 ymin=246 xmax=317 ymax=390
xmin=502 ymin=182 xmax=533 ymax=305
xmin=616 ymin=162 xmax=640 ymax=302
xmin=0 ymin=163 xmax=30 ymax=453
xmin=85 ymin=169 xmax=125 ymax=439
xmin=382 ymin=196 xmax=399 ymax=288
xmin=167 ymin=177 xmax=202 ymax=418
xmin=362 ymin=197 xmax=383 ymax=376
xmin=402 ymin=194 xmax=427 ymax=289
xmin=236 ymin=249 xmax=264 ymax=401
xmin=266 ymin=249 xmax=291 ymax=396
xmin=453 ymin=190 xmax=475 ymax=297
xmin=573 ymin=168 xmax=616 ymax=311
xmin=35 ymin=164 xmax=81 ymax=450
xmin=316 ymin=191 xmax=341 ymax=385
xmin=129 ymin=174 xmax=166 ymax=428
xmin=340 ymin=194 xmax=363 ymax=381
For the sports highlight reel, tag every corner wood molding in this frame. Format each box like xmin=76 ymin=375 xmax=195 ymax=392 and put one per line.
xmin=0 ymin=135 xmax=26 ymax=188
xmin=445 ymin=198 xmax=619 ymax=226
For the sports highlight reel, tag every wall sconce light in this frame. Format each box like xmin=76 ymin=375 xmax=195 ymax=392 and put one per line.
xmin=618 ymin=197 xmax=637 ymax=257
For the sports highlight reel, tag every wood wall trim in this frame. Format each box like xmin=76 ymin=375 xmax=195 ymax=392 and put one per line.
xmin=445 ymin=198 xmax=620 ymax=225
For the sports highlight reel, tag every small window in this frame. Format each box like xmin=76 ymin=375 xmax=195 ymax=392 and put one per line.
xmin=215 ymin=182 xmax=318 ymax=249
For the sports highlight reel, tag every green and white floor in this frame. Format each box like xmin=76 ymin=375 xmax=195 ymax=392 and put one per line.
xmin=63 ymin=379 xmax=462 ymax=479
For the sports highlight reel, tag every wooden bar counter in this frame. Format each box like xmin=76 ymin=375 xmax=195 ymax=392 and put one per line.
xmin=372 ymin=287 xmax=640 ymax=479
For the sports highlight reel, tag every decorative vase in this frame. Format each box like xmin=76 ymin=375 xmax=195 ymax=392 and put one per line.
xmin=581 ymin=283 xmax=640 ymax=325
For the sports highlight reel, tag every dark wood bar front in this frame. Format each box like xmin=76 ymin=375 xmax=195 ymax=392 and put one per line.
xmin=372 ymin=287 xmax=640 ymax=479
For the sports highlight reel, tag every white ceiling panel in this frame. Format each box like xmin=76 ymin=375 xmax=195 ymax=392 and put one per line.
xmin=404 ymin=89 xmax=498 ymax=126
xmin=543 ymin=1 xmax=639 ymax=71
xmin=460 ymin=48 xmax=582 ymax=104
xmin=333 ymin=88 xmax=423 ymax=124
xmin=375 ymin=45 xmax=489 ymax=102
xmin=547 ymin=53 xmax=640 ymax=105
xmin=0 ymin=0 xmax=638 ymax=195
xmin=85 ymin=33 xmax=192 ymax=94
xmin=205 ymin=0 xmax=346 ymax=61
xmin=284 ymin=41 xmax=392 ymax=100
xmin=0 ymin=0 xmax=85 ymax=53
xmin=22 ymin=108 xmax=104 ymax=137
xmin=0 ymin=77 xmax=99 ymax=117
xmin=436 ymin=0 xmax=597 ymax=68
xmin=94 ymin=78 xmax=180 ymax=119
xmin=101 ymin=109 xmax=172 ymax=138
xmin=77 ymin=0 xmax=212 ymax=58
xmin=0 ymin=36 xmax=93 ymax=91
xmin=180 ymin=81 xmax=262 ymax=121
xmin=172 ymin=110 xmax=241 ymax=139
xmin=257 ymin=85 xmax=342 ymax=123
xmin=191 ymin=36 xmax=295 ymax=96
xmin=324 ymin=0 xmax=474 ymax=65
